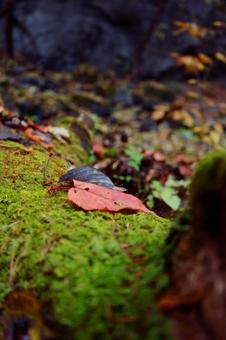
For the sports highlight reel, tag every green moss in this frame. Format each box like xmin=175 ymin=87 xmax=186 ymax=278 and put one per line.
xmin=0 ymin=141 xmax=171 ymax=339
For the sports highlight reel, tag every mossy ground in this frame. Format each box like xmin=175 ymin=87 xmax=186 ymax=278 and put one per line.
xmin=0 ymin=141 xmax=171 ymax=339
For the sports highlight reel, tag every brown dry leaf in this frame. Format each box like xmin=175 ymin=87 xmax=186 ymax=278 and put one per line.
xmin=209 ymin=130 xmax=221 ymax=145
xmin=152 ymin=151 xmax=166 ymax=162
xmin=47 ymin=126 xmax=70 ymax=144
xmin=0 ymin=97 xmax=4 ymax=113
xmin=194 ymin=123 xmax=210 ymax=136
xmin=187 ymin=79 xmax=198 ymax=85
xmin=174 ymin=21 xmax=209 ymax=39
xmin=213 ymin=21 xmax=226 ymax=29
xmin=215 ymin=52 xmax=226 ymax=63
xmin=195 ymin=122 xmax=223 ymax=146
xmin=214 ymin=122 xmax=224 ymax=134
xmin=24 ymin=128 xmax=53 ymax=149
xmin=198 ymin=53 xmax=213 ymax=65
xmin=175 ymin=154 xmax=197 ymax=164
xmin=152 ymin=104 xmax=169 ymax=121
xmin=185 ymin=90 xmax=200 ymax=99
xmin=190 ymin=108 xmax=203 ymax=122
xmin=171 ymin=109 xmax=194 ymax=127
xmin=159 ymin=289 xmax=204 ymax=312
xmin=92 ymin=141 xmax=105 ymax=158
xmin=171 ymin=53 xmax=211 ymax=74
xmin=209 ymin=123 xmax=223 ymax=146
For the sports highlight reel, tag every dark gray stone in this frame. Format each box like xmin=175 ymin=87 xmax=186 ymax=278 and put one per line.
xmin=0 ymin=0 xmax=225 ymax=78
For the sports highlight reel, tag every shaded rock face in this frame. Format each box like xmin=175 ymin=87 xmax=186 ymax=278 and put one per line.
xmin=3 ymin=0 xmax=153 ymax=73
xmin=0 ymin=0 xmax=225 ymax=77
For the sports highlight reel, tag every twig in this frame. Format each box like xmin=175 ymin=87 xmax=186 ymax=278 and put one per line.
xmin=0 ymin=142 xmax=19 ymax=148
xmin=9 ymin=241 xmax=27 ymax=288
xmin=1 ymin=220 xmax=20 ymax=230
xmin=43 ymin=152 xmax=53 ymax=184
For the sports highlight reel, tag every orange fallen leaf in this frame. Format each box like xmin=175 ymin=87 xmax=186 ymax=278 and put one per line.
xmin=175 ymin=154 xmax=197 ymax=164
xmin=215 ymin=52 xmax=226 ymax=63
xmin=152 ymin=151 xmax=166 ymax=162
xmin=171 ymin=53 xmax=212 ymax=74
xmin=152 ymin=104 xmax=169 ymax=121
xmin=171 ymin=109 xmax=194 ymax=127
xmin=92 ymin=141 xmax=105 ymax=157
xmin=24 ymin=128 xmax=53 ymax=149
xmin=198 ymin=53 xmax=212 ymax=65
xmin=213 ymin=21 xmax=226 ymax=29
xmin=68 ymin=180 xmax=152 ymax=213
xmin=174 ymin=21 xmax=209 ymax=39
xmin=159 ymin=289 xmax=204 ymax=312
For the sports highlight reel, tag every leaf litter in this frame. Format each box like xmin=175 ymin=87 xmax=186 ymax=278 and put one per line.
xmin=0 ymin=56 xmax=225 ymax=217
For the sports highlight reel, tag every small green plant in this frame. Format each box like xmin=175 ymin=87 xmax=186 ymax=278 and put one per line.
xmin=125 ymin=146 xmax=143 ymax=171
xmin=147 ymin=176 xmax=190 ymax=211
xmin=113 ymin=174 xmax=132 ymax=183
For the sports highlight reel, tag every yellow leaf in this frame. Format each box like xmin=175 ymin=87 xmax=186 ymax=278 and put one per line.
xmin=214 ymin=122 xmax=223 ymax=134
xmin=185 ymin=91 xmax=200 ymax=99
xmin=194 ymin=123 xmax=209 ymax=135
xmin=171 ymin=110 xmax=194 ymax=127
xmin=171 ymin=53 xmax=209 ymax=74
xmin=190 ymin=109 xmax=203 ymax=121
xmin=187 ymin=78 xmax=198 ymax=85
xmin=152 ymin=104 xmax=169 ymax=120
xmin=198 ymin=53 xmax=212 ymax=65
xmin=213 ymin=21 xmax=226 ymax=29
xmin=209 ymin=130 xmax=221 ymax=145
xmin=215 ymin=52 xmax=226 ymax=63
xmin=174 ymin=21 xmax=209 ymax=39
xmin=202 ymin=135 xmax=212 ymax=145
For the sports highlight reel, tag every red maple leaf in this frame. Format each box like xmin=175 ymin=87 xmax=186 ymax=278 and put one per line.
xmin=68 ymin=180 xmax=152 ymax=213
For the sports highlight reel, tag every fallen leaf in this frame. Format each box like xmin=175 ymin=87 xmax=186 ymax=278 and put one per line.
xmin=24 ymin=128 xmax=53 ymax=149
xmin=47 ymin=126 xmax=70 ymax=144
xmin=152 ymin=104 xmax=169 ymax=120
xmin=0 ymin=124 xmax=30 ymax=145
xmin=179 ymin=164 xmax=192 ymax=177
xmin=171 ymin=53 xmax=211 ymax=74
xmin=174 ymin=154 xmax=197 ymax=164
xmin=213 ymin=21 xmax=226 ymax=29
xmin=215 ymin=52 xmax=226 ymax=63
xmin=171 ymin=109 xmax=194 ymax=127
xmin=68 ymin=180 xmax=152 ymax=213
xmin=158 ymin=289 xmax=204 ymax=312
xmin=198 ymin=53 xmax=212 ymax=65
xmin=92 ymin=141 xmax=105 ymax=157
xmin=174 ymin=21 xmax=209 ymax=39
xmin=152 ymin=151 xmax=166 ymax=162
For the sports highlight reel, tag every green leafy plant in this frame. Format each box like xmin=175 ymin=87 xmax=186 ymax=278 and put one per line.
xmin=147 ymin=176 xmax=190 ymax=211
xmin=125 ymin=146 xmax=143 ymax=171
xmin=113 ymin=174 xmax=132 ymax=183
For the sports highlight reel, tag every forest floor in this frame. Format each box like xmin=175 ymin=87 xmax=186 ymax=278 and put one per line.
xmin=0 ymin=56 xmax=226 ymax=339
xmin=0 ymin=56 xmax=225 ymax=217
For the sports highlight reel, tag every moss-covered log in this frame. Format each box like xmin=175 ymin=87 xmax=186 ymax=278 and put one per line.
xmin=0 ymin=140 xmax=171 ymax=339
xmin=159 ymin=150 xmax=226 ymax=339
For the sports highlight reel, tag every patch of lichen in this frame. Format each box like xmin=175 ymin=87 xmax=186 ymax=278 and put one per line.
xmin=0 ymin=141 xmax=171 ymax=339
